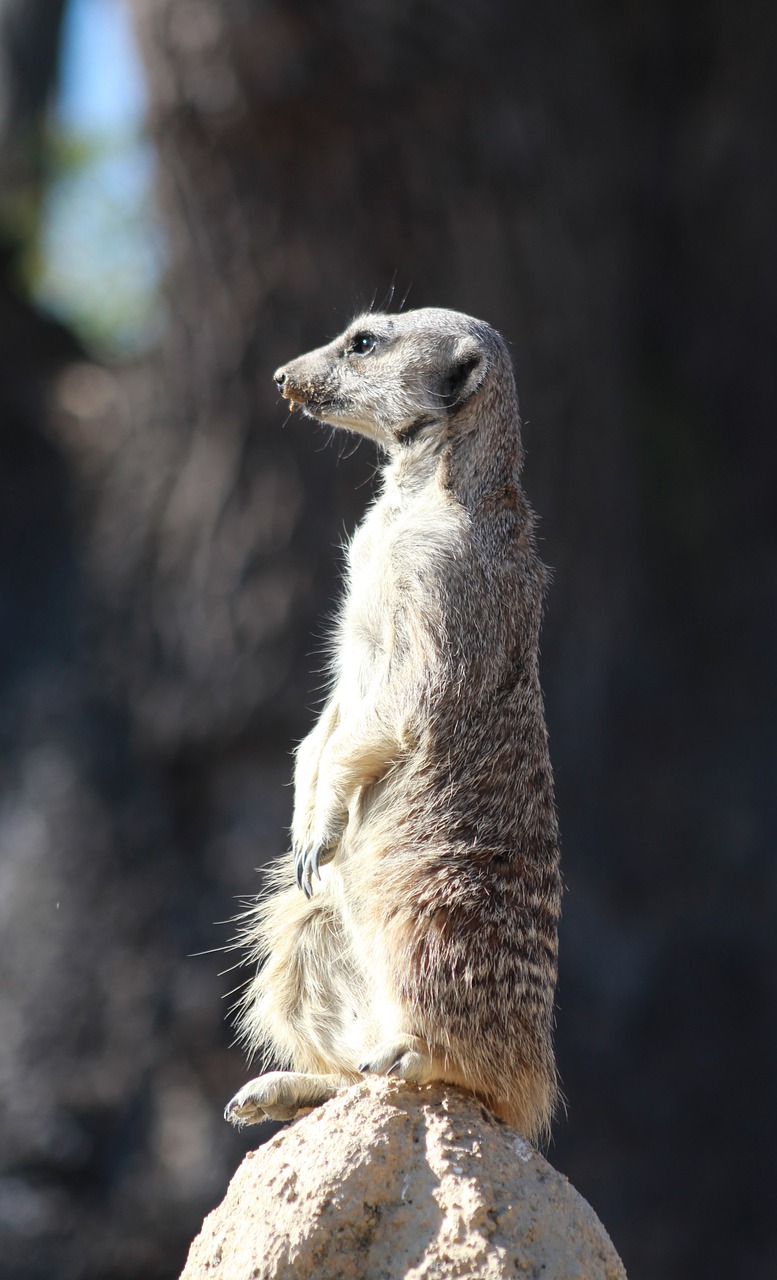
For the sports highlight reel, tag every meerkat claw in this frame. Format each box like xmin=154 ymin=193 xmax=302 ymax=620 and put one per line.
xmin=293 ymin=848 xmax=307 ymax=896
xmin=293 ymin=846 xmax=314 ymax=896
xmin=294 ymin=844 xmax=335 ymax=897
xmin=358 ymin=1037 xmax=432 ymax=1082
xmin=301 ymin=856 xmax=315 ymax=899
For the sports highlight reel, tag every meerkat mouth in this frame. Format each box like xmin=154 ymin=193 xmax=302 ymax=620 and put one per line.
xmin=285 ymin=394 xmax=352 ymax=425
xmin=280 ymin=388 xmax=306 ymax=411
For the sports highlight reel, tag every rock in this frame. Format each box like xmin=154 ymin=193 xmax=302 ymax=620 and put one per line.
xmin=180 ymin=1076 xmax=626 ymax=1280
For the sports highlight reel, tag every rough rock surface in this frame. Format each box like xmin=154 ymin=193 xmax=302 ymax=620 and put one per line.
xmin=180 ymin=1077 xmax=626 ymax=1279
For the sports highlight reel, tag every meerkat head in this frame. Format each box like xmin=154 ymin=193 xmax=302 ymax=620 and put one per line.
xmin=273 ymin=308 xmax=512 ymax=453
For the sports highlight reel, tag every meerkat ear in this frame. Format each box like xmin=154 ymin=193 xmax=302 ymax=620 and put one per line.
xmin=439 ymin=338 xmax=487 ymax=410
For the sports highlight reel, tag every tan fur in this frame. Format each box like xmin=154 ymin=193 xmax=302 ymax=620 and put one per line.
xmin=225 ymin=308 xmax=562 ymax=1143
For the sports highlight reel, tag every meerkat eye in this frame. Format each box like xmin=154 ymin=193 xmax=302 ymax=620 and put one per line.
xmin=348 ymin=332 xmax=377 ymax=356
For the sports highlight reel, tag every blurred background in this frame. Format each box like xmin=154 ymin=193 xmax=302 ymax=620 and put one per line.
xmin=0 ymin=0 xmax=775 ymax=1276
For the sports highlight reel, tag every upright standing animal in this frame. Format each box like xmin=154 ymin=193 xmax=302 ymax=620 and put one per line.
xmin=225 ymin=307 xmax=561 ymax=1143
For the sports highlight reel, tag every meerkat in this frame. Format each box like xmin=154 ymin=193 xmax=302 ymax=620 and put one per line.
xmin=225 ymin=307 xmax=561 ymax=1144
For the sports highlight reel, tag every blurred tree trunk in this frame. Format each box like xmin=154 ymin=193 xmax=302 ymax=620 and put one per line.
xmin=0 ymin=0 xmax=67 ymax=193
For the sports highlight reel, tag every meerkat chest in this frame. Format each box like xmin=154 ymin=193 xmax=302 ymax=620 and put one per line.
xmin=336 ymin=516 xmax=398 ymax=700
xmin=334 ymin=484 xmax=467 ymax=702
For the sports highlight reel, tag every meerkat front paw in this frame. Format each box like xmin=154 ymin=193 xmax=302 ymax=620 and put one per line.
xmin=293 ymin=842 xmax=336 ymax=898
xmin=358 ymin=1035 xmax=434 ymax=1082
xmin=292 ymin=805 xmax=347 ymax=896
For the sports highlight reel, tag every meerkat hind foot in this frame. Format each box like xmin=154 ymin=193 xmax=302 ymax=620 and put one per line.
xmin=358 ymin=1035 xmax=433 ymax=1082
xmin=224 ymin=1070 xmax=345 ymax=1125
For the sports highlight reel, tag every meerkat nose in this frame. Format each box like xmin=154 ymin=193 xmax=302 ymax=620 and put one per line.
xmin=273 ymin=368 xmax=287 ymax=388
